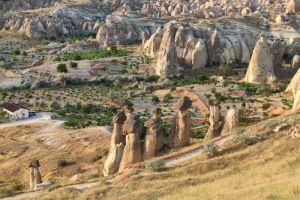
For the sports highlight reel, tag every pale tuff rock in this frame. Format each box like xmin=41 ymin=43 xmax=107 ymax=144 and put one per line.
xmin=289 ymin=125 xmax=300 ymax=138
xmin=286 ymin=68 xmax=300 ymax=97
xmin=205 ymin=100 xmax=222 ymax=140
xmin=29 ymin=160 xmax=42 ymax=190
xmin=292 ymin=90 xmax=300 ymax=113
xmin=156 ymin=22 xmax=178 ymax=77
xmin=207 ymin=29 xmax=226 ymax=65
xmin=286 ymin=0 xmax=300 ymax=13
xmin=291 ymin=55 xmax=300 ymax=70
xmin=119 ymin=107 xmax=142 ymax=172
xmin=244 ymin=33 xmax=276 ymax=84
xmin=110 ymin=111 xmax=127 ymax=153
xmin=192 ymin=39 xmax=208 ymax=69
xmin=96 ymin=17 xmax=152 ymax=47
xmin=103 ymin=143 xmax=125 ymax=177
xmin=221 ymin=106 xmax=239 ymax=135
xmin=142 ymin=108 xmax=163 ymax=160
xmin=0 ymin=0 xmax=61 ymax=13
xmin=143 ymin=28 xmax=163 ymax=57
xmin=174 ymin=97 xmax=192 ymax=147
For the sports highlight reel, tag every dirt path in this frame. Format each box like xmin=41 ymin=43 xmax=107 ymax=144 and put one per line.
xmin=1 ymin=135 xmax=234 ymax=200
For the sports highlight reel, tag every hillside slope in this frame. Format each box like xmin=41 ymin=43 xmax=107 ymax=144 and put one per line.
xmin=24 ymin=113 xmax=300 ymax=200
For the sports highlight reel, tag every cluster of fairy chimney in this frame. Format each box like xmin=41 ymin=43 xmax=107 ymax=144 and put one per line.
xmin=103 ymin=96 xmax=239 ymax=176
xmin=28 ymin=96 xmax=239 ymax=189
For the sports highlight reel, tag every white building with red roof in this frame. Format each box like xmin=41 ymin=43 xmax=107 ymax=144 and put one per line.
xmin=2 ymin=103 xmax=29 ymax=120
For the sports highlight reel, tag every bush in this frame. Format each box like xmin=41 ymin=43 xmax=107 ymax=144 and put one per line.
xmin=57 ymin=64 xmax=68 ymax=73
xmin=69 ymin=61 xmax=78 ymax=68
xmin=193 ymin=130 xmax=205 ymax=139
xmin=203 ymin=141 xmax=218 ymax=158
xmin=145 ymin=158 xmax=166 ymax=172
xmin=80 ymin=104 xmax=92 ymax=114
xmin=151 ymin=95 xmax=160 ymax=105
xmin=163 ymin=93 xmax=173 ymax=103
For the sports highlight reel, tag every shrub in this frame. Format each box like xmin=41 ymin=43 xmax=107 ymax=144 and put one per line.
xmin=151 ymin=95 xmax=160 ymax=105
xmin=163 ymin=93 xmax=173 ymax=103
xmin=203 ymin=141 xmax=218 ymax=158
xmin=57 ymin=64 xmax=68 ymax=73
xmin=193 ymin=130 xmax=205 ymax=139
xmin=11 ymin=49 xmax=21 ymax=55
xmin=69 ymin=61 xmax=78 ymax=68
xmin=80 ymin=104 xmax=92 ymax=114
xmin=145 ymin=158 xmax=166 ymax=172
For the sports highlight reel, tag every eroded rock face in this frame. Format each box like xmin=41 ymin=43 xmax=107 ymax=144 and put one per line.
xmin=286 ymin=0 xmax=300 ymax=13
xmin=207 ymin=30 xmax=226 ymax=65
xmin=156 ymin=22 xmax=178 ymax=77
xmin=110 ymin=111 xmax=127 ymax=153
xmin=291 ymin=55 xmax=300 ymax=70
xmin=292 ymin=90 xmax=300 ymax=113
xmin=119 ymin=108 xmax=141 ymax=172
xmin=174 ymin=96 xmax=192 ymax=147
xmin=140 ymin=0 xmax=286 ymax=19
xmin=0 ymin=0 xmax=61 ymax=13
xmin=205 ymin=100 xmax=222 ymax=140
xmin=142 ymin=108 xmax=163 ymax=160
xmin=29 ymin=160 xmax=42 ymax=190
xmin=96 ymin=17 xmax=154 ymax=47
xmin=244 ymin=33 xmax=275 ymax=84
xmin=221 ymin=107 xmax=239 ymax=135
xmin=143 ymin=27 xmax=163 ymax=57
xmin=286 ymin=68 xmax=300 ymax=97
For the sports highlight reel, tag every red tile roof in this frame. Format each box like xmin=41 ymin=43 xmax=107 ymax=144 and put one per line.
xmin=2 ymin=103 xmax=26 ymax=113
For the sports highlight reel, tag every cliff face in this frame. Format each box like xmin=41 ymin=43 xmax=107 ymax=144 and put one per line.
xmin=0 ymin=0 xmax=62 ymax=13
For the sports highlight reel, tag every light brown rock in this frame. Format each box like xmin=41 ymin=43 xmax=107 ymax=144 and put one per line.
xmin=221 ymin=106 xmax=239 ymax=135
xmin=205 ymin=100 xmax=222 ymax=140
xmin=119 ymin=108 xmax=141 ymax=172
xmin=244 ymin=33 xmax=275 ymax=84
xmin=110 ymin=111 xmax=127 ymax=153
xmin=156 ymin=22 xmax=178 ymax=77
xmin=286 ymin=68 xmax=300 ymax=97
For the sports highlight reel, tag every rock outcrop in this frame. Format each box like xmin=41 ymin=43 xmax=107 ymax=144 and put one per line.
xmin=221 ymin=106 xmax=239 ymax=135
xmin=156 ymin=22 xmax=178 ymax=77
xmin=110 ymin=111 xmax=127 ymax=153
xmin=205 ymin=100 xmax=222 ymax=140
xmin=96 ymin=16 xmax=155 ymax=47
xmin=119 ymin=107 xmax=142 ymax=172
xmin=142 ymin=108 xmax=163 ymax=160
xmin=291 ymin=55 xmax=300 ymax=70
xmin=244 ymin=33 xmax=275 ymax=84
xmin=286 ymin=68 xmax=300 ymax=97
xmin=174 ymin=96 xmax=192 ymax=147
xmin=286 ymin=0 xmax=300 ymax=13
xmin=103 ymin=143 xmax=125 ymax=177
xmin=29 ymin=160 xmax=42 ymax=190
xmin=0 ymin=0 xmax=61 ymax=13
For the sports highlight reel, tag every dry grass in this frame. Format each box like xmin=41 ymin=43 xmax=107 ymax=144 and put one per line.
xmin=27 ymin=114 xmax=300 ymax=200
xmin=0 ymin=123 xmax=110 ymax=196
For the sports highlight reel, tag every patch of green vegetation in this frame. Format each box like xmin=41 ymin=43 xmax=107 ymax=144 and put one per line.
xmin=55 ymin=48 xmax=130 ymax=61
xmin=193 ymin=130 xmax=206 ymax=139
xmin=68 ymin=61 xmax=78 ymax=68
xmin=57 ymin=63 xmax=68 ymax=73
xmin=55 ymin=104 xmax=118 ymax=128
xmin=173 ymin=74 xmax=214 ymax=86
xmin=151 ymin=95 xmax=160 ymax=105
xmin=163 ymin=93 xmax=173 ymax=103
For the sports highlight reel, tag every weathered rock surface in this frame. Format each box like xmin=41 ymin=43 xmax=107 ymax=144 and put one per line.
xmin=205 ymin=100 xmax=222 ymax=140
xmin=156 ymin=22 xmax=178 ymax=77
xmin=221 ymin=107 xmax=239 ymax=135
xmin=244 ymin=33 xmax=276 ymax=84
xmin=103 ymin=143 xmax=125 ymax=177
xmin=286 ymin=0 xmax=300 ymax=13
xmin=286 ymin=68 xmax=300 ymax=97
xmin=0 ymin=0 xmax=61 ymax=13
xmin=29 ymin=160 xmax=43 ymax=190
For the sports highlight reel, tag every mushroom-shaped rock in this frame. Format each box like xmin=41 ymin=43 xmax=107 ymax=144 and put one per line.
xmin=205 ymin=100 xmax=222 ymax=140
xmin=29 ymin=160 xmax=42 ymax=190
xmin=175 ymin=96 xmax=192 ymax=147
xmin=110 ymin=111 xmax=127 ymax=153
xmin=119 ymin=108 xmax=142 ymax=172
xmin=244 ymin=33 xmax=275 ymax=84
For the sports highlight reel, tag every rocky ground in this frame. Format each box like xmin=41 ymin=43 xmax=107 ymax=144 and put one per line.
xmin=1 ymin=0 xmax=300 ymax=199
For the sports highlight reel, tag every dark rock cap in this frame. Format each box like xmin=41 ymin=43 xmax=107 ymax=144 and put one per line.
xmin=113 ymin=111 xmax=127 ymax=124
xmin=29 ymin=160 xmax=40 ymax=168
xmin=177 ymin=96 xmax=192 ymax=111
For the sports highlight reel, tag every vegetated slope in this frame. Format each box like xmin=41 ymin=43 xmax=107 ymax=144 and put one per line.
xmin=29 ymin=113 xmax=300 ymax=200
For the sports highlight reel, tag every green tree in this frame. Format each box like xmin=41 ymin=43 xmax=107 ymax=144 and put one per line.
xmin=57 ymin=63 xmax=68 ymax=73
